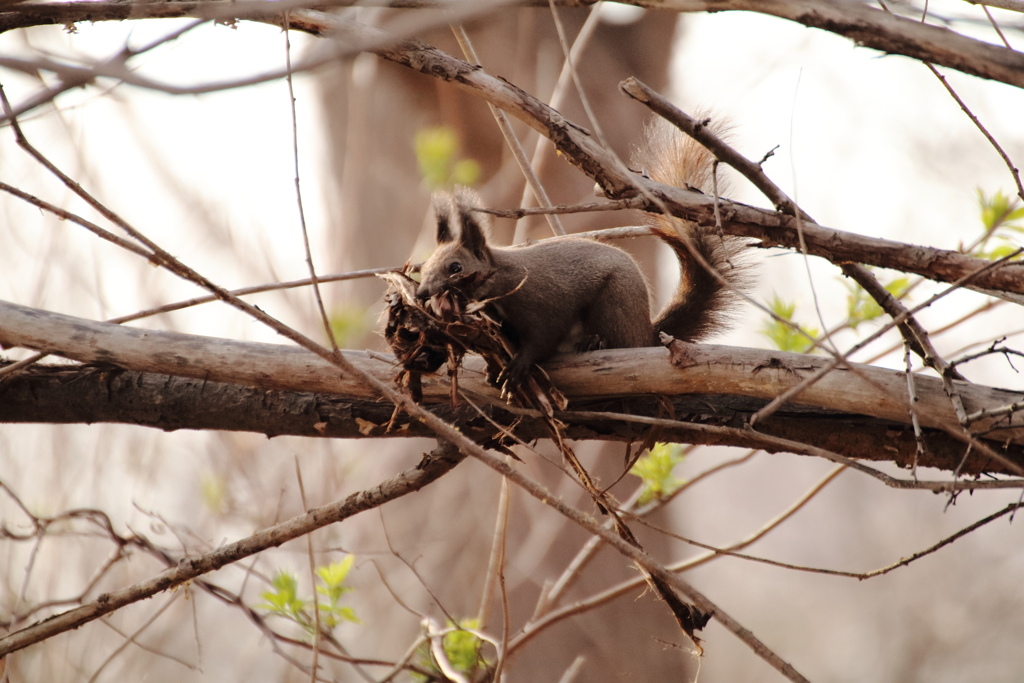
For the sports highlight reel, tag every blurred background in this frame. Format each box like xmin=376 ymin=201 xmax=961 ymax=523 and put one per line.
xmin=1 ymin=2 xmax=1023 ymax=681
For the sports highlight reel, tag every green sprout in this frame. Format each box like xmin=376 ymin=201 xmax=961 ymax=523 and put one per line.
xmin=969 ymin=189 xmax=1024 ymax=261
xmin=315 ymin=556 xmax=359 ymax=628
xmin=760 ymin=294 xmax=820 ymax=353
xmin=257 ymin=555 xmax=359 ymax=637
xmin=842 ymin=274 xmax=911 ymax=331
xmin=629 ymin=442 xmax=687 ymax=506
xmin=258 ymin=571 xmax=307 ymax=624
xmin=415 ymin=618 xmax=490 ymax=681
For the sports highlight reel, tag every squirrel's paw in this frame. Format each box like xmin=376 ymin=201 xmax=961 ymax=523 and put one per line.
xmin=496 ymin=354 xmax=533 ymax=400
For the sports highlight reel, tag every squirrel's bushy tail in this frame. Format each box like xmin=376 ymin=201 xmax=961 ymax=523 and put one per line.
xmin=633 ymin=117 xmax=752 ymax=343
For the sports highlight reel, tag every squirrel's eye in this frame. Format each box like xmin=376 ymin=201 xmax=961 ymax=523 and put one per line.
xmin=447 ymin=262 xmax=463 ymax=275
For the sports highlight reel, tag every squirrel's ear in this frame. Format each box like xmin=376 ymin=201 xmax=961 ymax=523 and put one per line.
xmin=432 ymin=187 xmax=492 ymax=257
xmin=432 ymin=194 xmax=456 ymax=244
xmin=458 ymin=207 xmax=491 ymax=261
xmin=453 ymin=187 xmax=492 ymax=261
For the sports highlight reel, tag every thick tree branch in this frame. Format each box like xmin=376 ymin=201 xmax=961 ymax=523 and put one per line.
xmin=0 ymin=1 xmax=1017 ymax=674
xmin=3 ymin=360 xmax=1022 ymax=476
xmin=2 ymin=299 xmax=1024 ymax=474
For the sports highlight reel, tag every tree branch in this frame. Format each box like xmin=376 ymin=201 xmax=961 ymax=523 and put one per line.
xmin=2 ymin=0 xmax=1023 ymax=91
xmin=3 ymin=6 xmax=1022 ymax=298
xmin=359 ymin=21 xmax=1024 ymax=299
xmin=4 ymin=359 xmax=1022 ymax=476
xmin=0 ymin=442 xmax=467 ymax=658
xmin=2 ymin=299 xmax=1024 ymax=474
xmin=647 ymin=0 xmax=1024 ymax=88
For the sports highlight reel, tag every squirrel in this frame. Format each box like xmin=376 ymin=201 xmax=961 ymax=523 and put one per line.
xmin=415 ymin=119 xmax=750 ymax=391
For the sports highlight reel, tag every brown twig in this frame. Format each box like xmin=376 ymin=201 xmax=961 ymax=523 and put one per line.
xmin=284 ymin=16 xmax=337 ymax=354
xmin=0 ymin=444 xmax=467 ymax=657
xmin=921 ymin=42 xmax=1024 ymax=202
xmin=555 ymin=409 xmax=1024 ymax=490
xmin=620 ymin=78 xmax=964 ymax=374
xmin=512 ymin=483 xmax=1024 ymax=657
xmin=511 ymin=464 xmax=844 ymax=654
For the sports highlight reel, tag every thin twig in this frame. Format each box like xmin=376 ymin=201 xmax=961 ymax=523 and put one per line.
xmin=621 ymin=79 xmax=959 ymax=374
xmin=0 ymin=179 xmax=157 ymax=262
xmin=493 ymin=477 xmax=512 ymax=683
xmin=510 ymin=465 xmax=844 ymax=655
xmin=554 ymin=410 xmax=1024 ymax=491
xmin=294 ymin=458 xmax=322 ymax=683
xmin=512 ymin=481 xmax=1022 ymax=657
xmin=979 ymin=3 xmax=1014 ymax=47
xmin=904 ymin=340 xmax=927 ymax=477
xmin=512 ymin=4 xmax=603 ymax=243
xmin=450 ymin=23 xmax=565 ymax=236
xmin=86 ymin=592 xmax=184 ymax=683
xmin=0 ymin=445 xmax=466 ymax=657
xmin=628 ymin=500 xmax=1024 ymax=580
xmin=478 ymin=474 xmax=510 ymax=629
xmin=535 ymin=449 xmax=758 ymax=618
xmin=619 ymin=80 xmax=1022 ymax=476
xmin=285 ymin=14 xmax=338 ymax=352
xmin=750 ymin=249 xmax=1024 ymax=471
xmin=924 ymin=62 xmax=1024 ymax=201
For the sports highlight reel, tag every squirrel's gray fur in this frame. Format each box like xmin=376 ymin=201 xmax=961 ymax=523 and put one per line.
xmin=416 ymin=119 xmax=750 ymax=389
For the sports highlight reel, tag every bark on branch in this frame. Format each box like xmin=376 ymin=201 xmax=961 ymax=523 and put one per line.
xmin=2 ymin=299 xmax=1023 ymax=474
xmin=647 ymin=0 xmax=1024 ymax=89
xmin=1 ymin=0 xmax=1021 ymax=91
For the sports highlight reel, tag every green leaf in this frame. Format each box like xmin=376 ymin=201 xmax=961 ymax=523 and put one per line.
xmin=760 ymin=294 xmax=819 ymax=353
xmin=842 ymin=274 xmax=911 ymax=330
xmin=629 ymin=443 xmax=686 ymax=506
xmin=313 ymin=555 xmax=359 ymax=625
xmin=971 ymin=189 xmax=1024 ymax=259
xmin=413 ymin=618 xmax=490 ymax=681
xmin=443 ymin=619 xmax=486 ymax=674
xmin=316 ymin=555 xmax=355 ymax=590
xmin=256 ymin=559 xmax=360 ymax=633
xmin=318 ymin=604 xmax=359 ymax=627
xmin=257 ymin=571 xmax=307 ymax=620
xmin=316 ymin=557 xmax=355 ymax=604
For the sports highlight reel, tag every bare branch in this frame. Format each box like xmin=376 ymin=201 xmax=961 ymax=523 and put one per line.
xmin=964 ymin=0 xmax=1024 ymax=15
xmin=0 ymin=443 xmax=466 ymax=657
xmin=924 ymin=61 xmax=1024 ymax=201
xmin=3 ymin=301 xmax=1024 ymax=474
xmin=0 ymin=298 xmax=1020 ymax=436
xmin=645 ymin=0 xmax=1024 ymax=88
xmin=1 ymin=0 xmax=1023 ymax=90
xmin=4 ymin=9 xmax=1022 ymax=297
